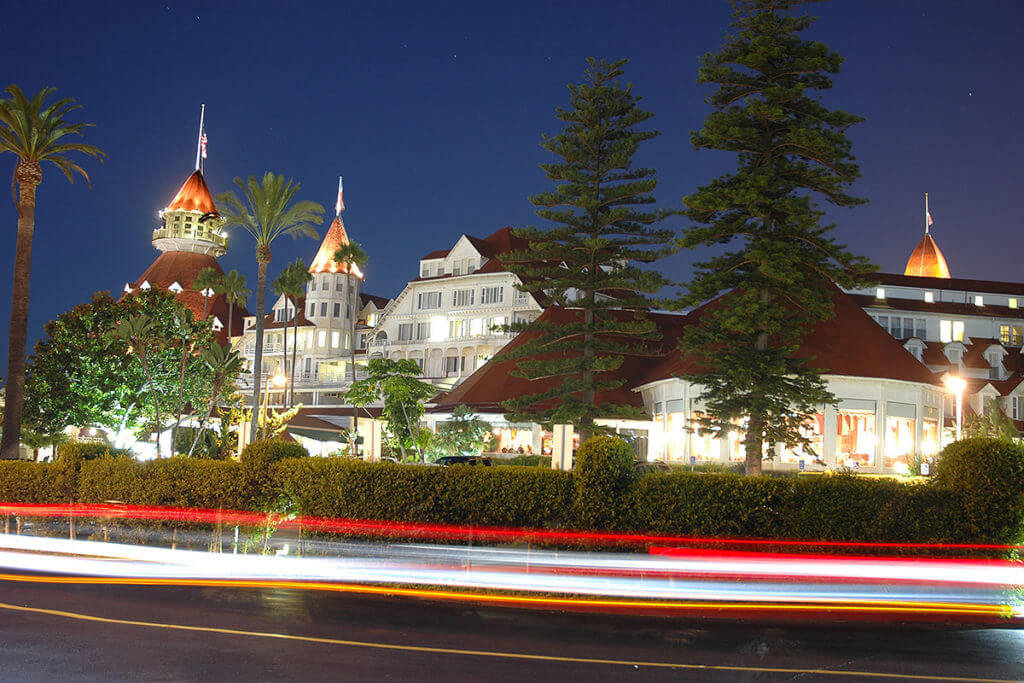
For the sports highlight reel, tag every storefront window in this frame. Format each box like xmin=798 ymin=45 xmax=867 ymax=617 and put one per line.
xmin=836 ymin=400 xmax=876 ymax=468
xmin=689 ymin=410 xmax=720 ymax=462
xmin=780 ymin=412 xmax=825 ymax=464
xmin=921 ymin=406 xmax=940 ymax=458
xmin=665 ymin=399 xmax=686 ymax=461
xmin=884 ymin=402 xmax=916 ymax=472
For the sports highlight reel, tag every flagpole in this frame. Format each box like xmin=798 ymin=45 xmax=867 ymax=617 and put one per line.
xmin=195 ymin=103 xmax=206 ymax=171
xmin=925 ymin=192 xmax=930 ymax=234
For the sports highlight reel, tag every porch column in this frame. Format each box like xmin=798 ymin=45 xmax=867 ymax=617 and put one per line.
xmin=551 ymin=424 xmax=574 ymax=471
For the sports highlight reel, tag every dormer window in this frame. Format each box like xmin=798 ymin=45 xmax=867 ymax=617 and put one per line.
xmin=974 ymin=295 xmax=984 ymax=307
xmin=211 ymin=317 xmax=224 ymax=332
xmin=875 ymin=287 xmax=885 ymax=300
xmin=168 ymin=282 xmax=183 ymax=293
xmin=945 ymin=347 xmax=963 ymax=366
xmin=924 ymin=291 xmax=934 ymax=303
xmin=123 ymin=283 xmax=133 ymax=294
xmin=140 ymin=280 xmax=151 ymax=290
xmin=1010 ymin=298 xmax=1018 ymax=309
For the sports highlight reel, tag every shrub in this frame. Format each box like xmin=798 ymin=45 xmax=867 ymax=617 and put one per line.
xmin=497 ymin=455 xmax=549 ymax=468
xmin=573 ymin=436 xmax=635 ymax=529
xmin=240 ymin=439 xmax=309 ymax=466
xmin=935 ymin=437 xmax=1024 ymax=543
xmin=56 ymin=441 xmax=130 ymax=464
xmin=0 ymin=461 xmax=64 ymax=503
xmin=275 ymin=458 xmax=573 ymax=529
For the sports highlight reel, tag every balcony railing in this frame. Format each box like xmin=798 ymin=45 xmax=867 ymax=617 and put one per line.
xmin=152 ymin=224 xmax=228 ymax=249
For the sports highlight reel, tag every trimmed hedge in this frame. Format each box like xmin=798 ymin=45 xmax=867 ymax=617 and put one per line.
xmin=0 ymin=436 xmax=1018 ymax=549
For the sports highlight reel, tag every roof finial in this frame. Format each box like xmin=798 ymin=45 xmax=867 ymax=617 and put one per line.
xmin=335 ymin=175 xmax=345 ymax=216
xmin=194 ymin=104 xmax=206 ymax=172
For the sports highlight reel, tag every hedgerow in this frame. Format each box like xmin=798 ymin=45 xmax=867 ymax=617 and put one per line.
xmin=0 ymin=437 xmax=1017 ymax=550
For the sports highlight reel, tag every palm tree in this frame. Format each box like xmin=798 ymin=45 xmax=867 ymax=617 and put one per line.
xmin=273 ymin=259 xmax=311 ymax=407
xmin=0 ymin=85 xmax=105 ymax=460
xmin=188 ymin=342 xmax=245 ymax=457
xmin=216 ymin=173 xmax=323 ymax=442
xmin=333 ymin=242 xmax=368 ymax=454
xmin=193 ymin=267 xmax=223 ymax=322
xmin=220 ymin=270 xmax=250 ymax=346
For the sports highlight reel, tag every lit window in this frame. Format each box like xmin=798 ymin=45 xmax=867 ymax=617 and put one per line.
xmin=317 ymin=331 xmax=327 ymax=347
xmin=875 ymin=287 xmax=885 ymax=300
xmin=940 ymin=320 xmax=952 ymax=343
xmin=1001 ymin=325 xmax=1012 ymax=345
xmin=974 ymin=295 xmax=984 ymax=307
xmin=924 ymin=291 xmax=934 ymax=303
xmin=482 ymin=286 xmax=505 ymax=305
xmin=469 ymin=318 xmax=483 ymax=336
xmin=1010 ymin=298 xmax=1018 ymax=309
xmin=953 ymin=321 xmax=965 ymax=341
xmin=1014 ymin=326 xmax=1024 ymax=347
xmin=449 ymin=319 xmax=464 ymax=338
xmin=331 ymin=331 xmax=340 ymax=348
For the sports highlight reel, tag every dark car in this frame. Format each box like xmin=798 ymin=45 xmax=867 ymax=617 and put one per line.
xmin=436 ymin=455 xmax=493 ymax=467
xmin=634 ymin=460 xmax=671 ymax=476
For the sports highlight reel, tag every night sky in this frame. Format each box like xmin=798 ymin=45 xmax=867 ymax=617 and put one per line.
xmin=1 ymin=0 xmax=1022 ymax=365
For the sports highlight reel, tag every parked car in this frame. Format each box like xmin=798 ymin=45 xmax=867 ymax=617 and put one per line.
xmin=436 ymin=455 xmax=493 ymax=467
xmin=634 ymin=460 xmax=671 ymax=476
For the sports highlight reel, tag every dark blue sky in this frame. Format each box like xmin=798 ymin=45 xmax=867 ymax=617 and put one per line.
xmin=2 ymin=0 xmax=1022 ymax=364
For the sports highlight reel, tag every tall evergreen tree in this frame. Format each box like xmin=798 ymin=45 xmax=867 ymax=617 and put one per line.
xmin=501 ymin=58 xmax=674 ymax=441
xmin=678 ymin=0 xmax=874 ymax=476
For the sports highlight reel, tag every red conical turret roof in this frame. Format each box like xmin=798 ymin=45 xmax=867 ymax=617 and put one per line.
xmin=167 ymin=170 xmax=218 ymax=215
xmin=309 ymin=216 xmax=362 ymax=277
xmin=904 ymin=232 xmax=951 ymax=279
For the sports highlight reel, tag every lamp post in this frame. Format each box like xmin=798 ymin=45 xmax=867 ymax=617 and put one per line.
xmin=943 ymin=375 xmax=966 ymax=442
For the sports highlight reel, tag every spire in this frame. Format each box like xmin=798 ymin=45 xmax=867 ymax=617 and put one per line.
xmin=309 ymin=216 xmax=362 ymax=278
xmin=166 ymin=170 xmax=218 ymax=215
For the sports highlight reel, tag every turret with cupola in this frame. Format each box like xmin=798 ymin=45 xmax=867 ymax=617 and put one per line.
xmin=153 ymin=170 xmax=228 ymax=257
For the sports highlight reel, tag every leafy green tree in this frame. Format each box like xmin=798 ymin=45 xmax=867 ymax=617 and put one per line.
xmin=107 ymin=314 xmax=167 ymax=457
xmin=193 ymin=267 xmax=223 ymax=322
xmin=333 ymin=241 xmax=368 ymax=451
xmin=500 ymin=58 xmax=674 ymax=441
xmin=677 ymin=0 xmax=873 ymax=475
xmin=0 ymin=85 xmax=105 ymax=460
xmin=346 ymin=358 xmax=435 ymax=461
xmin=964 ymin=399 xmax=1020 ymax=442
xmin=216 ymin=173 xmax=324 ymax=442
xmin=272 ymin=259 xmax=311 ymax=407
xmin=220 ymin=269 xmax=250 ymax=342
xmin=435 ymin=405 xmax=494 ymax=457
xmin=23 ymin=290 xmax=215 ymax=451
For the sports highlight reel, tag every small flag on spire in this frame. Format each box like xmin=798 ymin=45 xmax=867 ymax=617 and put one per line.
xmin=924 ymin=192 xmax=933 ymax=234
xmin=335 ymin=175 xmax=345 ymax=215
xmin=200 ymin=132 xmax=208 ymax=159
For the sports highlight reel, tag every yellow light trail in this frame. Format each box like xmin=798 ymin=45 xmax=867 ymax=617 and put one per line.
xmin=0 ymin=572 xmax=1011 ymax=618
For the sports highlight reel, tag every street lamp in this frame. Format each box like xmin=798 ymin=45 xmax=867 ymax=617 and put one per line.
xmin=943 ymin=375 xmax=966 ymax=441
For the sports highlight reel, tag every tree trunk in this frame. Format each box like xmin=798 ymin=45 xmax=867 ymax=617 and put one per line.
xmin=227 ymin=302 xmax=234 ymax=348
xmin=0 ymin=172 xmax=39 ymax=461
xmin=139 ymin=359 xmax=162 ymax=459
xmin=249 ymin=257 xmax=269 ymax=444
xmin=579 ymin=292 xmax=596 ymax=444
xmin=171 ymin=340 xmax=189 ymax=455
xmin=743 ymin=287 xmax=771 ymax=477
xmin=290 ymin=297 xmax=298 ymax=408
xmin=280 ymin=312 xmax=287 ymax=409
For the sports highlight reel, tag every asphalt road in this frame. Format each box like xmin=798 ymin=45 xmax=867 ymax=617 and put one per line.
xmin=0 ymin=575 xmax=1021 ymax=682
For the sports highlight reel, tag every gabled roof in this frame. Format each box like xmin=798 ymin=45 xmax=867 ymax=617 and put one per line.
xmin=904 ymin=233 xmax=951 ymax=278
xmin=259 ymin=295 xmax=315 ymax=330
xmin=166 ymin=170 xmax=218 ymax=215
xmin=359 ymin=292 xmax=391 ymax=309
xmin=309 ymin=217 xmax=361 ymax=276
xmin=640 ymin=287 xmax=940 ymax=387
xmin=129 ymin=251 xmax=250 ymax=343
xmin=433 ymin=307 xmax=689 ymax=413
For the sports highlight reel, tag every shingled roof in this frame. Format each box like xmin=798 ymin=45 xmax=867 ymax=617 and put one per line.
xmin=166 ymin=170 xmax=218 ymax=215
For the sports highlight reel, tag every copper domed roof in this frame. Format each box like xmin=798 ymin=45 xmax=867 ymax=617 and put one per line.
xmin=904 ymin=233 xmax=951 ymax=279
xmin=166 ymin=170 xmax=218 ymax=215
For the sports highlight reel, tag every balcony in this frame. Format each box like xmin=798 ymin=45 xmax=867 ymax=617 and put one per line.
xmin=152 ymin=224 xmax=228 ymax=250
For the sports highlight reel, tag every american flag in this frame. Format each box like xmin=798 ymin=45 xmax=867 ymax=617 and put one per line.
xmin=200 ymin=132 xmax=208 ymax=159
xmin=336 ymin=175 xmax=345 ymax=215
xmin=927 ymin=209 xmax=933 ymax=227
